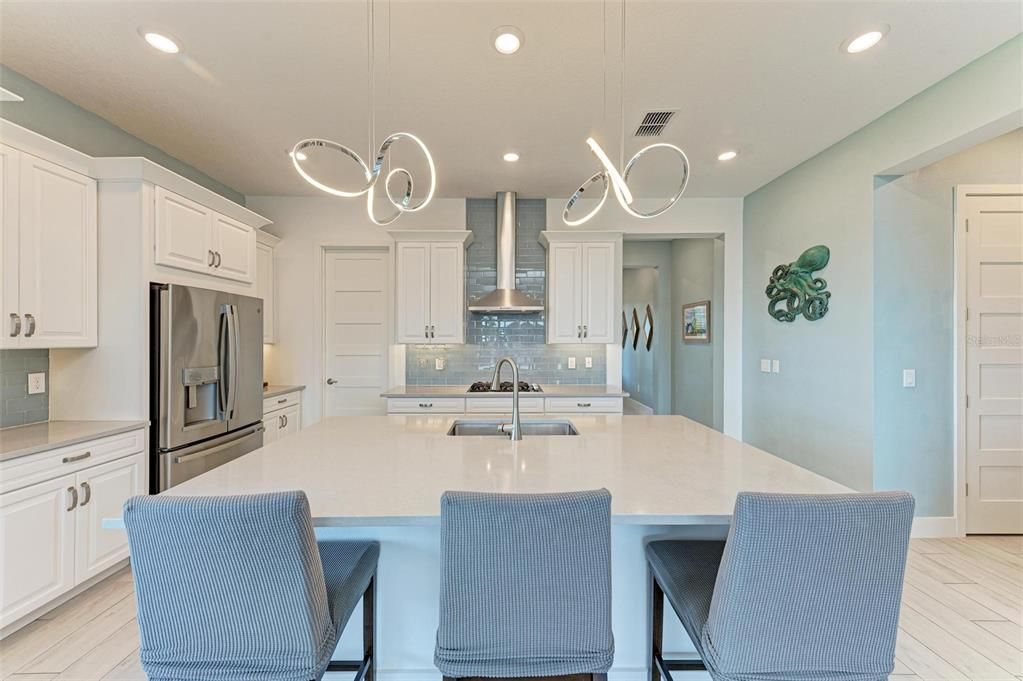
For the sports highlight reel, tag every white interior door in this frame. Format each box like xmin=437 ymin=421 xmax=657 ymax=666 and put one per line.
xmin=324 ymin=249 xmax=390 ymax=416
xmin=965 ymin=191 xmax=1023 ymax=534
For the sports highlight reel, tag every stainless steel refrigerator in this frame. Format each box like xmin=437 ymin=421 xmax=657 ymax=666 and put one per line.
xmin=149 ymin=283 xmax=264 ymax=492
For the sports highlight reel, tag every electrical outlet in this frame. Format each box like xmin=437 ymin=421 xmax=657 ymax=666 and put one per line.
xmin=903 ymin=369 xmax=916 ymax=388
xmin=418 ymin=357 xmax=428 ymax=369
xmin=760 ymin=359 xmax=771 ymax=373
xmin=28 ymin=372 xmax=46 ymax=395
xmin=772 ymin=359 xmax=780 ymax=374
xmin=568 ymin=357 xmax=577 ymax=369
xmin=435 ymin=358 xmax=445 ymax=371
xmin=584 ymin=356 xmax=593 ymax=369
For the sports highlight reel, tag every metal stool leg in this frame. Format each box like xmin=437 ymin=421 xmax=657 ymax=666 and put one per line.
xmin=650 ymin=572 xmax=706 ymax=680
xmin=326 ymin=576 xmax=376 ymax=681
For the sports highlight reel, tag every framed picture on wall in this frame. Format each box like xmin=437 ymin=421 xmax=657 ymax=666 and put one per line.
xmin=682 ymin=301 xmax=711 ymax=343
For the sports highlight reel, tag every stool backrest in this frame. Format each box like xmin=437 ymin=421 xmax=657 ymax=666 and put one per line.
xmin=436 ymin=489 xmax=614 ymax=678
xmin=123 ymin=491 xmax=332 ymax=677
xmin=704 ymin=492 xmax=914 ymax=677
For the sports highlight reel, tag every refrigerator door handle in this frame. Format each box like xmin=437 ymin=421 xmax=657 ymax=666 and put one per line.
xmin=217 ymin=306 xmax=230 ymax=418
xmin=226 ymin=304 xmax=240 ymax=419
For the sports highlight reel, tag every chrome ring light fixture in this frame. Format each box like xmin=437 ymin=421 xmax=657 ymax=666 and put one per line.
xmin=563 ymin=1 xmax=691 ymax=226
xmin=290 ymin=1 xmax=436 ymax=226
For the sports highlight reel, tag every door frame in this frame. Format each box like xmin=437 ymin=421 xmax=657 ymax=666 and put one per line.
xmin=318 ymin=245 xmax=394 ymax=420
xmin=953 ymin=184 xmax=1023 ymax=536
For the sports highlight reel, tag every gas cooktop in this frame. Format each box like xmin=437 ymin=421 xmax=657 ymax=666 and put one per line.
xmin=467 ymin=381 xmax=542 ymax=393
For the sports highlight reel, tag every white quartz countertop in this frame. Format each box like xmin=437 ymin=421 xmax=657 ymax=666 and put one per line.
xmin=165 ymin=415 xmax=849 ymax=526
xmin=0 ymin=420 xmax=149 ymax=463
xmin=381 ymin=385 xmax=629 ymax=398
xmin=264 ymin=384 xmax=306 ymax=399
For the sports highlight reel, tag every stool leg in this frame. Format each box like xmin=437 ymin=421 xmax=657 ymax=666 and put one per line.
xmin=364 ymin=576 xmax=376 ymax=681
xmin=651 ymin=572 xmax=664 ymax=681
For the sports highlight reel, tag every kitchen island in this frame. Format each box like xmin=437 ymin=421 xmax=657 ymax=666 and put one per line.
xmin=158 ymin=413 xmax=849 ymax=679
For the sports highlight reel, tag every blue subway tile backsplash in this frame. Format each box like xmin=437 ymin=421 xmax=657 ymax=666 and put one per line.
xmin=0 ymin=349 xmax=49 ymax=428
xmin=405 ymin=198 xmax=606 ymax=385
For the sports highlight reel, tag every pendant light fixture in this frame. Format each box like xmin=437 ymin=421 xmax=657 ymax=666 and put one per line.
xmin=563 ymin=0 xmax=690 ymax=226
xmin=291 ymin=0 xmax=436 ymax=225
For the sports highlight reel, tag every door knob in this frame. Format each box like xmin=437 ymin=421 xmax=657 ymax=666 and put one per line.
xmin=326 ymin=378 xmax=337 ymax=385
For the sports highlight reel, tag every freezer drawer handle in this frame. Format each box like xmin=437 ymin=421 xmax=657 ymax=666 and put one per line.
xmin=62 ymin=451 xmax=92 ymax=464
xmin=173 ymin=427 xmax=264 ymax=465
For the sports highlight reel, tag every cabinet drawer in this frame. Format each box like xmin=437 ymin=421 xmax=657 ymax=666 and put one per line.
xmin=544 ymin=397 xmax=623 ymax=414
xmin=466 ymin=397 xmax=544 ymax=414
xmin=387 ymin=398 xmax=465 ymax=414
xmin=263 ymin=391 xmax=301 ymax=415
xmin=0 ymin=429 xmax=146 ymax=495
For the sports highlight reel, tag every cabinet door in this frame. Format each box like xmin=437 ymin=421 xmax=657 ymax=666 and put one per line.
xmin=212 ymin=213 xmax=256 ymax=283
xmin=18 ymin=153 xmax=97 ymax=348
xmin=395 ymin=243 xmax=431 ymax=343
xmin=581 ymin=243 xmax=615 ymax=343
xmin=0 ymin=145 xmax=20 ymax=349
xmin=75 ymin=456 xmax=142 ymax=583
xmin=429 ymin=243 xmax=464 ymax=344
xmin=0 ymin=474 xmax=77 ymax=627
xmin=154 ymin=187 xmax=214 ymax=275
xmin=278 ymin=404 xmax=301 ymax=439
xmin=547 ymin=243 xmax=582 ymax=343
xmin=262 ymin=414 xmax=280 ymax=445
xmin=256 ymin=243 xmax=275 ymax=343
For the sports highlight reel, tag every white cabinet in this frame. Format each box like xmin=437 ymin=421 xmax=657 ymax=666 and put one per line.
xmin=155 ymin=187 xmax=256 ymax=284
xmin=0 ymin=429 xmax=145 ymax=628
xmin=256 ymin=231 xmax=280 ymax=343
xmin=262 ymin=390 xmax=302 ymax=444
xmin=1 ymin=145 xmax=97 ymax=349
xmin=541 ymin=234 xmax=618 ymax=344
xmin=393 ymin=233 xmax=472 ymax=344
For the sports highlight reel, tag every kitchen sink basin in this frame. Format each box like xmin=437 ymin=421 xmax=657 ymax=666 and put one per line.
xmin=446 ymin=419 xmax=579 ymax=437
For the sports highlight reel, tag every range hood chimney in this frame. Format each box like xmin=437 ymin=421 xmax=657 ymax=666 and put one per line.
xmin=468 ymin=192 xmax=544 ymax=314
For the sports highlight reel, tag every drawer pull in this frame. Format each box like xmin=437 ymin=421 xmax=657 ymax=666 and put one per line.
xmin=62 ymin=451 xmax=92 ymax=464
xmin=577 ymin=402 xmax=592 ymax=408
xmin=277 ymin=398 xmax=287 ymax=404
xmin=419 ymin=402 xmax=433 ymax=408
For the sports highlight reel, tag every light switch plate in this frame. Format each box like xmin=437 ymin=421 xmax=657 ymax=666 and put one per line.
xmin=435 ymin=358 xmax=445 ymax=371
xmin=568 ymin=357 xmax=577 ymax=369
xmin=772 ymin=359 xmax=780 ymax=374
xmin=903 ymin=369 xmax=916 ymax=388
xmin=584 ymin=356 xmax=593 ymax=369
xmin=28 ymin=372 xmax=46 ymax=395
xmin=760 ymin=359 xmax=771 ymax=373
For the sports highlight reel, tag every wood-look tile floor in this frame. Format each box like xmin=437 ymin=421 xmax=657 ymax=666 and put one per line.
xmin=2 ymin=537 xmax=1022 ymax=680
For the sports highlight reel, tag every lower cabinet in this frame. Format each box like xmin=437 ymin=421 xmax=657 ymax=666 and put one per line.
xmin=263 ymin=391 xmax=302 ymax=445
xmin=0 ymin=429 xmax=145 ymax=628
xmin=385 ymin=396 xmax=623 ymax=415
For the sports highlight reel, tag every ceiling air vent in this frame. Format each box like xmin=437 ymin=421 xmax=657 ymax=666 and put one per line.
xmin=634 ymin=110 xmax=676 ymax=137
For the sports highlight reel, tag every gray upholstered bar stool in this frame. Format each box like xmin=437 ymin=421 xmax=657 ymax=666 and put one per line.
xmin=435 ymin=489 xmax=614 ymax=681
xmin=123 ymin=491 xmax=378 ymax=681
xmin=646 ymin=491 xmax=914 ymax=681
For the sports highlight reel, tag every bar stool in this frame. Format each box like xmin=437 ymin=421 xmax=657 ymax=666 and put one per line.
xmin=123 ymin=491 xmax=378 ymax=681
xmin=435 ymin=489 xmax=614 ymax=681
xmin=647 ymin=491 xmax=914 ymax=681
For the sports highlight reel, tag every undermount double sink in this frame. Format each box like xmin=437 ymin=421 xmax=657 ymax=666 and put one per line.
xmin=446 ymin=419 xmax=579 ymax=437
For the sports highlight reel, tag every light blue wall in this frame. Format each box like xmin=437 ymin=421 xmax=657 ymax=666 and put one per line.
xmin=622 ymin=242 xmax=674 ymax=413
xmin=743 ymin=36 xmax=1023 ymax=500
xmin=672 ymin=239 xmax=720 ymax=427
xmin=873 ymin=129 xmax=1023 ymax=516
xmin=0 ymin=65 xmax=244 ymax=204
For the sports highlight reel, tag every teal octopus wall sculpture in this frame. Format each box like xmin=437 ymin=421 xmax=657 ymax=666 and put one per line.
xmin=765 ymin=245 xmax=831 ymax=322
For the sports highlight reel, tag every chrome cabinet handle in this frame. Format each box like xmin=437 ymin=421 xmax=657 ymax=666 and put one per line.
xmin=419 ymin=402 xmax=433 ymax=408
xmin=577 ymin=402 xmax=592 ymax=408
xmin=326 ymin=378 xmax=337 ymax=385
xmin=583 ymin=325 xmax=588 ymax=338
xmin=208 ymin=250 xmax=215 ymax=266
xmin=24 ymin=314 xmax=35 ymax=337
xmin=66 ymin=486 xmax=78 ymax=512
xmin=80 ymin=482 xmax=91 ymax=507
xmin=62 ymin=451 xmax=91 ymax=464
xmin=430 ymin=325 xmax=435 ymax=338
xmin=279 ymin=414 xmax=284 ymax=428
xmin=9 ymin=313 xmax=20 ymax=337
xmin=215 ymin=252 xmax=222 ymax=268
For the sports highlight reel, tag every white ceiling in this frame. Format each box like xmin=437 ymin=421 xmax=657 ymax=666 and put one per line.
xmin=0 ymin=1 xmax=1019 ymax=199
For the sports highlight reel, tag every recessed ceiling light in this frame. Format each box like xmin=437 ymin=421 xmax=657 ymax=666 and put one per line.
xmin=717 ymin=150 xmax=738 ymax=161
xmin=139 ymin=29 xmax=180 ymax=54
xmin=289 ymin=150 xmax=308 ymax=162
xmin=492 ymin=26 xmax=524 ymax=55
xmin=843 ymin=26 xmax=888 ymax=54
xmin=503 ymin=152 xmax=520 ymax=162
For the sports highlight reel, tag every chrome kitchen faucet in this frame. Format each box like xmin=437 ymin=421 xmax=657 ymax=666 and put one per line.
xmin=490 ymin=357 xmax=523 ymax=441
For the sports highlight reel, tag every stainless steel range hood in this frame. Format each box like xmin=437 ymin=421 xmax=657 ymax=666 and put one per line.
xmin=468 ymin=192 xmax=544 ymax=314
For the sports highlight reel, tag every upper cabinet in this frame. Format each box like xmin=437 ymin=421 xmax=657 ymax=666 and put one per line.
xmin=155 ymin=187 xmax=255 ymax=284
xmin=393 ymin=231 xmax=473 ymax=344
xmin=540 ymin=232 xmax=620 ymax=345
xmin=256 ymin=230 xmax=280 ymax=343
xmin=1 ymin=145 xmax=97 ymax=349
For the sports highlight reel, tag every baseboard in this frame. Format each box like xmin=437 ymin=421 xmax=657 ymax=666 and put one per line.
xmin=624 ymin=397 xmax=654 ymax=415
xmin=912 ymin=516 xmax=959 ymax=538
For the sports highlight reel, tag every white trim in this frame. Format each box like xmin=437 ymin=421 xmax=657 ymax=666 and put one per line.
xmin=624 ymin=397 xmax=654 ymax=415
xmin=388 ymin=229 xmax=474 ymax=245
xmin=256 ymin=229 xmax=281 ymax=247
xmin=539 ymin=229 xmax=625 ymax=247
xmin=0 ymin=118 xmax=92 ymax=175
xmin=912 ymin=516 xmax=959 ymax=539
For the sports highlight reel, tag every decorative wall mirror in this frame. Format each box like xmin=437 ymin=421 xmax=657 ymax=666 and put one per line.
xmin=643 ymin=304 xmax=653 ymax=351
xmin=631 ymin=307 xmax=641 ymax=350
xmin=621 ymin=311 xmax=628 ymax=348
